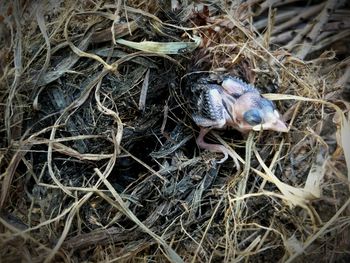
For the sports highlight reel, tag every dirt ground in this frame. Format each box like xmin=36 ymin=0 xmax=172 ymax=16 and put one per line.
xmin=1 ymin=1 xmax=350 ymax=262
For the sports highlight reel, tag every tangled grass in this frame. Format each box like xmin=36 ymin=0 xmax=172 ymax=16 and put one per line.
xmin=0 ymin=1 xmax=349 ymax=262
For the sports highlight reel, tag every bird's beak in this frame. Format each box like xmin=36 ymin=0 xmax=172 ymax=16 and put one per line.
xmin=252 ymin=119 xmax=288 ymax=132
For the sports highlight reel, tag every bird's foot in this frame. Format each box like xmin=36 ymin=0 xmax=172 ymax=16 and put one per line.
xmin=196 ymin=128 xmax=240 ymax=169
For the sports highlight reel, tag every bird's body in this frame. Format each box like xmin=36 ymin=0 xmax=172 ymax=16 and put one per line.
xmin=189 ymin=75 xmax=288 ymax=163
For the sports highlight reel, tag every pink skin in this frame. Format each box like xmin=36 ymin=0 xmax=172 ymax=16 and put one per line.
xmin=195 ymin=83 xmax=288 ymax=164
xmin=228 ymin=92 xmax=288 ymax=132
xmin=196 ymin=128 xmax=228 ymax=161
xmin=196 ymin=127 xmax=240 ymax=168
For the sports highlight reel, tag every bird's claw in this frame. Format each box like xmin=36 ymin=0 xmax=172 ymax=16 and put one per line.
xmin=211 ymin=147 xmax=240 ymax=171
xmin=197 ymin=128 xmax=240 ymax=169
xmin=216 ymin=151 xmax=228 ymax=164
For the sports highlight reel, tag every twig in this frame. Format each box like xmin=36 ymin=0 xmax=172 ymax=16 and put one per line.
xmin=271 ymin=29 xmax=300 ymax=44
xmin=138 ymin=68 xmax=150 ymax=111
xmin=252 ymin=0 xmax=304 ymax=16
xmin=253 ymin=9 xmax=298 ymax=31
xmin=295 ymin=0 xmax=338 ymax=59
xmin=323 ymin=21 xmax=350 ymax=31
xmin=263 ymin=7 xmax=276 ymax=48
xmin=272 ymin=3 xmax=324 ymax=34
xmin=310 ymin=30 xmax=350 ymax=54
xmin=335 ymin=64 xmax=350 ymax=87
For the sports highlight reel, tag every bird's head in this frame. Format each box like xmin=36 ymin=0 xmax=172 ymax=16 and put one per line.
xmin=228 ymin=92 xmax=288 ymax=133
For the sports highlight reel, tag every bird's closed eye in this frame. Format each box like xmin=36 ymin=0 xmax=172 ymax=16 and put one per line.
xmin=243 ymin=109 xmax=262 ymax=125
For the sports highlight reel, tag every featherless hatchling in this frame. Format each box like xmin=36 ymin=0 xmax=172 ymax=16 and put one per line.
xmin=189 ymin=75 xmax=288 ymax=164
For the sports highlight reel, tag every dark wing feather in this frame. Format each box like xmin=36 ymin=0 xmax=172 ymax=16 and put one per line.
xmin=196 ymin=85 xmax=224 ymax=121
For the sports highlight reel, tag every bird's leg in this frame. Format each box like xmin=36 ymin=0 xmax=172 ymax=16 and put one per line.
xmin=196 ymin=127 xmax=239 ymax=167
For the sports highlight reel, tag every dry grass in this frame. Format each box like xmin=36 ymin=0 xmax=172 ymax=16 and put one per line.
xmin=0 ymin=0 xmax=349 ymax=262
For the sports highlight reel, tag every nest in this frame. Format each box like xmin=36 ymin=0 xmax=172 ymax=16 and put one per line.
xmin=1 ymin=1 xmax=349 ymax=262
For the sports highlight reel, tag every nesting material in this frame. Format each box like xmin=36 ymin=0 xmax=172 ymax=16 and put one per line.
xmin=0 ymin=1 xmax=349 ymax=262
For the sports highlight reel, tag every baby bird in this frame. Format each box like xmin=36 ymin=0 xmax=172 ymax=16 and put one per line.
xmin=191 ymin=76 xmax=288 ymax=163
